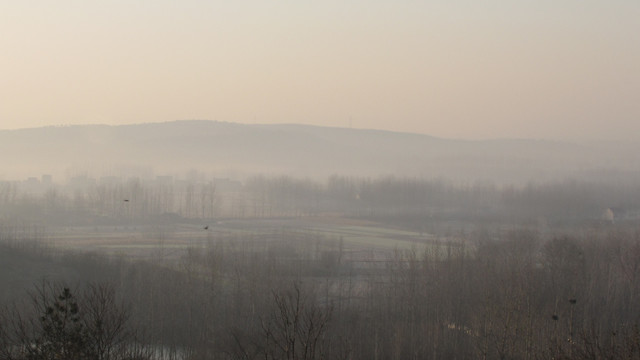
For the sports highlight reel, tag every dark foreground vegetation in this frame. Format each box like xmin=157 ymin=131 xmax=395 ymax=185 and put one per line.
xmin=2 ymin=174 xmax=640 ymax=359
xmin=2 ymin=225 xmax=640 ymax=359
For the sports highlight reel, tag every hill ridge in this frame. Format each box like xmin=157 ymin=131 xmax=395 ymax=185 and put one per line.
xmin=0 ymin=120 xmax=635 ymax=183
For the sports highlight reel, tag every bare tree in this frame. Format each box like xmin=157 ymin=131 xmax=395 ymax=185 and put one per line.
xmin=228 ymin=282 xmax=333 ymax=360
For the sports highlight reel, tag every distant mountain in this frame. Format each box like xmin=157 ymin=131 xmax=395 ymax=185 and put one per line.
xmin=1 ymin=120 xmax=638 ymax=183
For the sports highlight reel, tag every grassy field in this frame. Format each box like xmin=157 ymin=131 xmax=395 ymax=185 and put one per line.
xmin=44 ymin=216 xmax=459 ymax=261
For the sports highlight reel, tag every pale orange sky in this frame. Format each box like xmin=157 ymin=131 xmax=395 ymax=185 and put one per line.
xmin=1 ymin=1 xmax=638 ymax=140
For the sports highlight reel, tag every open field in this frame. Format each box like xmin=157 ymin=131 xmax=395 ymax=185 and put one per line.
xmin=44 ymin=216 xmax=452 ymax=261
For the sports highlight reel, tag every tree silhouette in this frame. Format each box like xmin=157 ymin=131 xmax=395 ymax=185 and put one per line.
xmin=0 ymin=282 xmax=150 ymax=360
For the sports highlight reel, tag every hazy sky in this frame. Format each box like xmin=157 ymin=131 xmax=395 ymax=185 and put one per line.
xmin=1 ymin=1 xmax=638 ymax=140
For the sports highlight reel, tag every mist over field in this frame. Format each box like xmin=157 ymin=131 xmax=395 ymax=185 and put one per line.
xmin=2 ymin=0 xmax=639 ymax=355
xmin=1 ymin=120 xmax=640 ymax=359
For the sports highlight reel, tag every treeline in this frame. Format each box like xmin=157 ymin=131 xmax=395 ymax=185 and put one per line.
xmin=2 ymin=227 xmax=640 ymax=359
xmin=2 ymin=174 xmax=640 ymax=228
